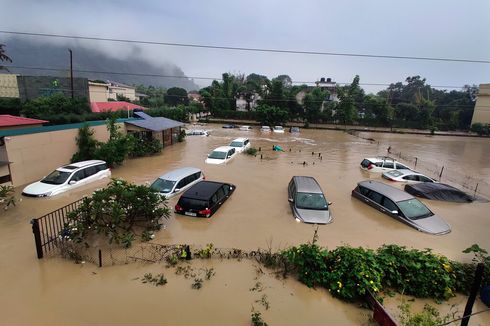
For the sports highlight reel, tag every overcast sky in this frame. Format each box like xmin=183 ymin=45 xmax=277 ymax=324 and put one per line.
xmin=1 ymin=0 xmax=490 ymax=93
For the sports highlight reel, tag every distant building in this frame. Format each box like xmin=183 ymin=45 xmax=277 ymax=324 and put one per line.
xmin=235 ymin=92 xmax=261 ymax=111
xmin=88 ymin=81 xmax=110 ymax=102
xmin=90 ymin=101 xmax=147 ymax=113
xmin=88 ymin=80 xmax=139 ymax=102
xmin=0 ymin=74 xmax=20 ymax=98
xmin=471 ymin=84 xmax=490 ymax=125
xmin=315 ymin=77 xmax=339 ymax=102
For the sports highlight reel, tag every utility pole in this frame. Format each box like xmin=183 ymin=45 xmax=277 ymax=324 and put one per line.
xmin=68 ymin=49 xmax=74 ymax=99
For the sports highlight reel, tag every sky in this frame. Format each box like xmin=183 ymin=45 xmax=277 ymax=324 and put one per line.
xmin=1 ymin=0 xmax=490 ymax=93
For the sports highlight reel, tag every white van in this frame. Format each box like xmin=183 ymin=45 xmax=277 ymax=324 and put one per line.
xmin=22 ymin=160 xmax=111 ymax=197
xmin=205 ymin=146 xmax=236 ymax=164
xmin=229 ymin=137 xmax=251 ymax=153
xmin=150 ymin=167 xmax=204 ymax=198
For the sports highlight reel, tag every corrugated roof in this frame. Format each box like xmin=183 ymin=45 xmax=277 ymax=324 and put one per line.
xmin=0 ymin=115 xmax=48 ymax=127
xmin=90 ymin=101 xmax=147 ymax=113
xmin=126 ymin=112 xmax=184 ymax=132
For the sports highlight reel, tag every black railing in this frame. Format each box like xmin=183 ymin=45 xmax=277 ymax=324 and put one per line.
xmin=31 ymin=198 xmax=85 ymax=259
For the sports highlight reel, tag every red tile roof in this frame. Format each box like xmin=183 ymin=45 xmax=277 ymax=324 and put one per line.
xmin=90 ymin=101 xmax=147 ymax=113
xmin=0 ymin=115 xmax=48 ymax=127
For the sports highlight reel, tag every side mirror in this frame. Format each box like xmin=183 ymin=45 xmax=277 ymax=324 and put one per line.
xmin=174 ymin=188 xmax=180 ymax=193
xmin=288 ymin=198 xmax=294 ymax=203
xmin=328 ymin=202 xmax=333 ymax=205
xmin=227 ymin=155 xmax=232 ymax=158
xmin=69 ymin=180 xmax=77 ymax=185
xmin=391 ymin=210 xmax=398 ymax=215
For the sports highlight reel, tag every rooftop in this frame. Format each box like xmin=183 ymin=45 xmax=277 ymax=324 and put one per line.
xmin=90 ymin=101 xmax=147 ymax=113
xmin=125 ymin=111 xmax=184 ymax=132
xmin=0 ymin=115 xmax=48 ymax=128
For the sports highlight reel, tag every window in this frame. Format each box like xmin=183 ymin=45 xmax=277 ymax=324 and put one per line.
xmin=295 ymin=192 xmax=328 ymax=210
xmin=358 ymin=186 xmax=370 ymax=196
xmin=383 ymin=162 xmax=394 ymax=169
xmin=216 ymin=188 xmax=225 ymax=201
xmin=85 ymin=166 xmax=98 ymax=177
xmin=210 ymin=193 xmax=219 ymax=205
xmin=223 ymin=185 xmax=230 ymax=196
xmin=403 ymin=175 xmax=418 ymax=181
xmin=70 ymin=170 xmax=86 ymax=182
xmin=367 ymin=191 xmax=383 ymax=204
xmin=41 ymin=170 xmax=71 ymax=185
xmin=151 ymin=179 xmax=176 ymax=193
xmin=96 ymin=163 xmax=108 ymax=172
xmin=176 ymin=176 xmax=190 ymax=189
xmin=397 ymin=199 xmax=433 ymax=220
xmin=244 ymin=140 xmax=249 ymax=145
xmin=382 ymin=197 xmax=398 ymax=212
xmin=419 ymin=176 xmax=433 ymax=182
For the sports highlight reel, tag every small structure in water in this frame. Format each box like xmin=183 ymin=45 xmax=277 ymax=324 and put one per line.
xmin=272 ymin=145 xmax=285 ymax=152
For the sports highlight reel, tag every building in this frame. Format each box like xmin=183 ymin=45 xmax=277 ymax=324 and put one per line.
xmin=0 ymin=115 xmax=48 ymax=131
xmin=88 ymin=80 xmax=140 ymax=102
xmin=235 ymin=92 xmax=261 ymax=111
xmin=88 ymin=81 xmax=110 ymax=102
xmin=90 ymin=101 xmax=147 ymax=113
xmin=125 ymin=111 xmax=183 ymax=147
xmin=0 ymin=74 xmax=20 ymax=98
xmin=315 ymin=77 xmax=339 ymax=102
xmin=17 ymin=75 xmax=89 ymax=101
xmin=471 ymin=84 xmax=490 ymax=125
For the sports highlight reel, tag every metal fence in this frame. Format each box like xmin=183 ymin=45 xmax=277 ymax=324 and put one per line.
xmin=31 ymin=198 xmax=85 ymax=259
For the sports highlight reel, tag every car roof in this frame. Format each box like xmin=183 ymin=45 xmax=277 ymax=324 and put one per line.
xmin=292 ymin=176 xmax=323 ymax=193
xmin=365 ymin=156 xmax=397 ymax=162
xmin=212 ymin=146 xmax=235 ymax=152
xmin=158 ymin=167 xmax=201 ymax=181
xmin=181 ymin=181 xmax=226 ymax=200
xmin=231 ymin=137 xmax=248 ymax=142
xmin=407 ymin=182 xmax=460 ymax=193
xmin=274 ymin=126 xmax=283 ymax=128
xmin=386 ymin=169 xmax=421 ymax=176
xmin=58 ymin=160 xmax=106 ymax=171
xmin=358 ymin=180 xmax=413 ymax=202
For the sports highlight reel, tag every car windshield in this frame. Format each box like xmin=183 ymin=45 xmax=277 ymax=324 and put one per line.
xmin=208 ymin=151 xmax=227 ymax=159
xmin=230 ymin=141 xmax=244 ymax=148
xmin=179 ymin=198 xmax=208 ymax=210
xmin=41 ymin=170 xmax=71 ymax=185
xmin=397 ymin=199 xmax=433 ymax=220
xmin=295 ymin=192 xmax=328 ymax=210
xmin=150 ymin=179 xmax=176 ymax=193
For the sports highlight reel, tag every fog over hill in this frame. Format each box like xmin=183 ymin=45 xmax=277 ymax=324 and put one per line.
xmin=2 ymin=37 xmax=199 ymax=90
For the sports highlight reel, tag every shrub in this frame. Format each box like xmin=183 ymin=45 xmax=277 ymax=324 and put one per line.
xmin=64 ymin=179 xmax=169 ymax=248
xmin=0 ymin=185 xmax=16 ymax=210
xmin=324 ymin=246 xmax=383 ymax=301
xmin=129 ymin=137 xmax=162 ymax=157
xmin=282 ymin=243 xmax=329 ymax=288
xmin=245 ymin=147 xmax=258 ymax=156
xmin=471 ymin=123 xmax=490 ymax=136
xmin=377 ymin=245 xmax=456 ymax=299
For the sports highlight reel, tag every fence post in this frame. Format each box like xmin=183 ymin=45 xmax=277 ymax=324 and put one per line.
xmin=439 ymin=166 xmax=444 ymax=180
xmin=98 ymin=249 xmax=102 ymax=267
xmin=414 ymin=157 xmax=418 ymax=169
xmin=31 ymin=219 xmax=43 ymax=259
xmin=461 ymin=263 xmax=485 ymax=326
xmin=473 ymin=183 xmax=479 ymax=199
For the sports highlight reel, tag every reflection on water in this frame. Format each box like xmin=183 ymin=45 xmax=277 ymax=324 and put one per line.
xmin=1 ymin=124 xmax=489 ymax=325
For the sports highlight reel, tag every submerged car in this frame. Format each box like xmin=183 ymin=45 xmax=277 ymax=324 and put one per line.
xmin=260 ymin=126 xmax=271 ymax=132
xmin=175 ymin=181 xmax=236 ymax=218
xmin=290 ymin=127 xmax=300 ymax=133
xmin=404 ymin=183 xmax=474 ymax=203
xmin=352 ymin=180 xmax=451 ymax=235
xmin=360 ymin=156 xmax=410 ymax=173
xmin=229 ymin=137 xmax=251 ymax=153
xmin=288 ymin=176 xmax=332 ymax=224
xmin=239 ymin=125 xmax=252 ymax=131
xmin=222 ymin=124 xmax=238 ymax=129
xmin=382 ymin=169 xmax=436 ymax=183
xmin=205 ymin=146 xmax=237 ymax=164
xmin=185 ymin=129 xmax=209 ymax=136
xmin=22 ymin=160 xmax=111 ymax=197
xmin=273 ymin=126 xmax=285 ymax=133
xmin=150 ymin=167 xmax=204 ymax=198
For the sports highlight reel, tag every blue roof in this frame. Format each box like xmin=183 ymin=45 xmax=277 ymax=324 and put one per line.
xmin=125 ymin=111 xmax=184 ymax=132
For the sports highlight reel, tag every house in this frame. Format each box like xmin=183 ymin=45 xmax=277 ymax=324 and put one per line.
xmin=90 ymin=101 xmax=147 ymax=114
xmin=0 ymin=115 xmax=48 ymax=131
xmin=88 ymin=80 xmax=140 ymax=102
xmin=471 ymin=84 xmax=490 ymax=125
xmin=315 ymin=77 xmax=339 ymax=102
xmin=125 ymin=111 xmax=183 ymax=147
xmin=235 ymin=92 xmax=261 ymax=111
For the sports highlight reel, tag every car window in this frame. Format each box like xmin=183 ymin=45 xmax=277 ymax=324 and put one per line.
xmin=176 ymin=177 xmax=190 ymax=189
xmin=360 ymin=159 xmax=371 ymax=168
xmin=70 ymin=170 xmax=86 ymax=182
xmin=96 ymin=163 xmax=108 ymax=172
xmin=358 ymin=186 xmax=370 ymax=196
xmin=223 ymin=184 xmax=230 ymax=196
xmin=396 ymin=163 xmax=409 ymax=170
xmin=41 ymin=170 xmax=71 ymax=185
xmin=374 ymin=162 xmax=383 ymax=167
xmin=210 ymin=193 xmax=219 ymax=205
xmin=209 ymin=151 xmax=227 ymax=159
xmin=383 ymin=162 xmax=394 ymax=169
xmin=397 ymin=199 xmax=433 ymax=220
xmin=85 ymin=166 xmax=97 ymax=177
xmin=295 ymin=192 xmax=328 ymax=210
xmin=367 ymin=191 xmax=383 ymax=204
xmin=179 ymin=198 xmax=207 ymax=210
xmin=151 ymin=179 xmax=176 ymax=193
xmin=216 ymin=187 xmax=225 ymax=200
xmin=382 ymin=197 xmax=398 ymax=211
xmin=403 ymin=175 xmax=418 ymax=181
xmin=419 ymin=176 xmax=433 ymax=182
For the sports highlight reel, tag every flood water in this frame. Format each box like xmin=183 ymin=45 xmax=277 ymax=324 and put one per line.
xmin=1 ymin=124 xmax=489 ymax=325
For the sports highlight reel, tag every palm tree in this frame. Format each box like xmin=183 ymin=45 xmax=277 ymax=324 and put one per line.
xmin=0 ymin=43 xmax=12 ymax=71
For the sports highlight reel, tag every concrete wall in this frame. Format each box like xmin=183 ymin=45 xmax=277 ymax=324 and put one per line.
xmin=472 ymin=84 xmax=490 ymax=125
xmin=89 ymin=83 xmax=109 ymax=102
xmin=0 ymin=74 xmax=20 ymax=98
xmin=108 ymin=86 xmax=136 ymax=101
xmin=17 ymin=76 xmax=89 ymax=101
xmin=5 ymin=124 xmax=115 ymax=187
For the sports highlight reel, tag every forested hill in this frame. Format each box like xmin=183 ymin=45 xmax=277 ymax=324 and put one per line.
xmin=2 ymin=37 xmax=198 ymax=90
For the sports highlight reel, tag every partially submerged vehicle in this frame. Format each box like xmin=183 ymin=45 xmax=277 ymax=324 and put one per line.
xmin=239 ymin=125 xmax=252 ymax=131
xmin=382 ymin=169 xmax=436 ymax=183
xmin=352 ymin=180 xmax=451 ymax=235
xmin=273 ymin=126 xmax=285 ymax=133
xmin=260 ymin=126 xmax=271 ymax=132
xmin=290 ymin=127 xmax=300 ymax=133
xmin=229 ymin=137 xmax=251 ymax=153
xmin=288 ymin=176 xmax=333 ymax=224
xmin=404 ymin=183 xmax=474 ymax=203
xmin=360 ymin=157 xmax=410 ymax=173
xmin=205 ymin=146 xmax=237 ymax=164
xmin=222 ymin=124 xmax=238 ymax=129
xmin=150 ymin=167 xmax=204 ymax=199
xmin=185 ymin=129 xmax=209 ymax=136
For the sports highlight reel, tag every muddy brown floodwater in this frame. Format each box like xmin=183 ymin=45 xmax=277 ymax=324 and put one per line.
xmin=1 ymin=124 xmax=489 ymax=325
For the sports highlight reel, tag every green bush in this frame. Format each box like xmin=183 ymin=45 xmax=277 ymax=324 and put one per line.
xmin=64 ymin=179 xmax=169 ymax=248
xmin=0 ymin=185 xmax=16 ymax=209
xmin=129 ymin=137 xmax=162 ymax=157
xmin=324 ymin=246 xmax=383 ymax=301
xmin=283 ymin=243 xmax=329 ymax=288
xmin=471 ymin=123 xmax=490 ymax=136
xmin=377 ymin=245 xmax=455 ymax=299
xmin=245 ymin=147 xmax=258 ymax=156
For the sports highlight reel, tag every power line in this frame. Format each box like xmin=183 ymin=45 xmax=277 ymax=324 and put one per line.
xmin=1 ymin=30 xmax=489 ymax=64
xmin=3 ymin=65 xmax=470 ymax=89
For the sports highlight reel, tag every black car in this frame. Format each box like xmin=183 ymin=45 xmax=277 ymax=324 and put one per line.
xmin=175 ymin=181 xmax=236 ymax=218
xmin=222 ymin=124 xmax=238 ymax=129
xmin=404 ymin=183 xmax=474 ymax=203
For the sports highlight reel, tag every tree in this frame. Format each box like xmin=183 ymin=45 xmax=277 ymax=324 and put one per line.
xmin=335 ymin=75 xmax=361 ymax=124
xmin=71 ymin=124 xmax=98 ymax=162
xmin=0 ymin=44 xmax=12 ymax=71
xmin=275 ymin=75 xmax=292 ymax=88
xmin=303 ymin=88 xmax=329 ymax=123
xmin=95 ymin=117 xmax=134 ymax=167
xmin=363 ymin=95 xmax=394 ymax=127
xmin=256 ymin=105 xmax=289 ymax=126
xmin=64 ymin=179 xmax=170 ymax=248
xmin=21 ymin=93 xmax=90 ymax=118
xmin=164 ymin=87 xmax=189 ymax=106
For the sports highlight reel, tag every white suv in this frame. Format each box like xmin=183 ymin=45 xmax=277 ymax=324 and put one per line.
xmin=22 ymin=160 xmax=111 ymax=197
xmin=229 ymin=137 xmax=251 ymax=153
xmin=360 ymin=156 xmax=411 ymax=173
xmin=205 ymin=146 xmax=237 ymax=164
xmin=150 ymin=167 xmax=204 ymax=198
